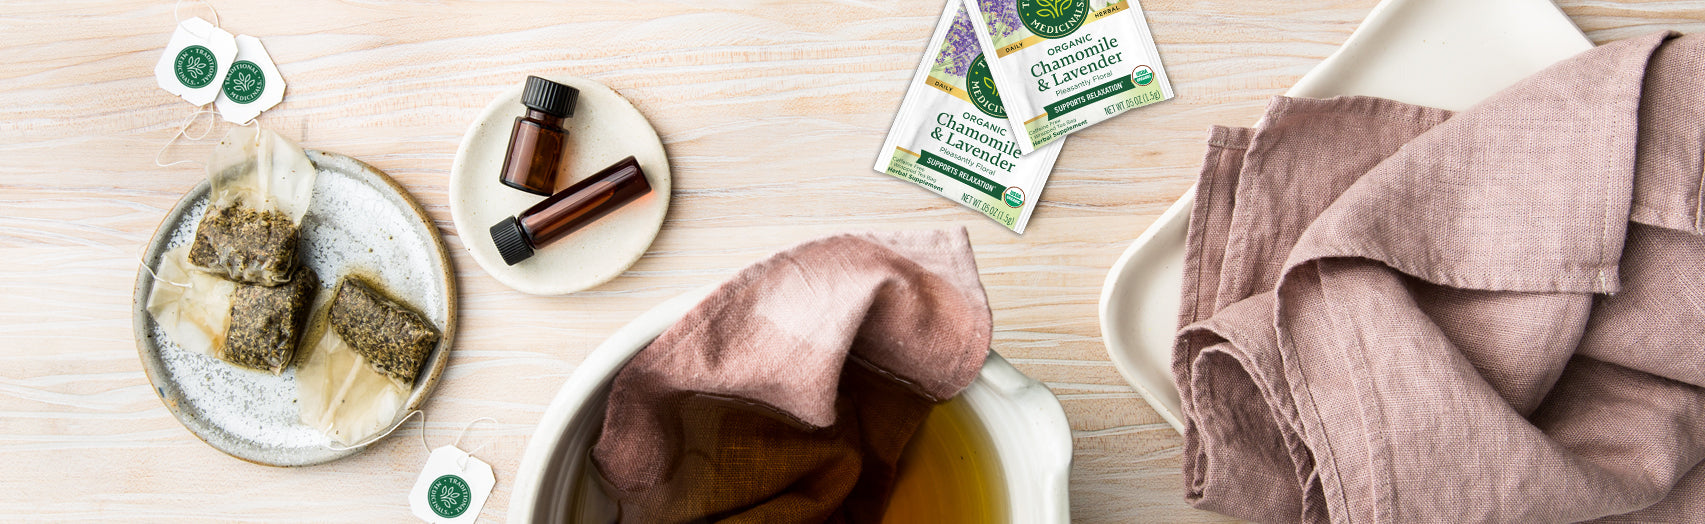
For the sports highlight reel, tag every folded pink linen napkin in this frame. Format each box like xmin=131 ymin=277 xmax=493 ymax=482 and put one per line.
xmin=592 ymin=228 xmax=991 ymax=523
xmin=1176 ymin=32 xmax=1705 ymax=523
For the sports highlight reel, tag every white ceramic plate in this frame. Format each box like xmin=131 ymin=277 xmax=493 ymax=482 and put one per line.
xmin=1098 ymin=0 xmax=1594 ymax=433
xmin=507 ymin=288 xmax=1074 ymax=523
xmin=448 ymin=75 xmax=671 ymax=295
xmin=133 ymin=151 xmax=456 ymax=466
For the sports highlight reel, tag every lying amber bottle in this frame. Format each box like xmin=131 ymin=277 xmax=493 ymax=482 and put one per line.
xmin=498 ymin=76 xmax=579 ymax=196
xmin=489 ymin=156 xmax=651 ymax=265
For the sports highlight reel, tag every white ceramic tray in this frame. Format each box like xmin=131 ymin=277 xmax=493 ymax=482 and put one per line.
xmin=1098 ymin=0 xmax=1593 ymax=433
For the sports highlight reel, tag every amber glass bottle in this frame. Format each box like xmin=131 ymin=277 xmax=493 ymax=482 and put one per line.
xmin=489 ymin=156 xmax=651 ymax=265
xmin=498 ymin=76 xmax=579 ymax=195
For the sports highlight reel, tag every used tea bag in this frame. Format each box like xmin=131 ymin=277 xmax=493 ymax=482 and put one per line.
xmin=297 ymin=297 xmax=409 ymax=445
xmin=328 ymin=277 xmax=440 ymax=385
xmin=188 ymin=126 xmax=317 ymax=286
xmin=146 ymin=246 xmax=318 ymax=374
xmin=223 ymin=266 xmax=318 ymax=373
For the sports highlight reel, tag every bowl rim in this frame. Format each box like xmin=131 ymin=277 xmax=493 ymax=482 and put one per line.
xmin=507 ymin=286 xmax=1073 ymax=522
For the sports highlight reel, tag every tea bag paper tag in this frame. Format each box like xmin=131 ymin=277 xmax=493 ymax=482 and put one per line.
xmin=215 ymin=35 xmax=286 ymax=124
xmin=154 ymin=17 xmax=237 ymax=106
xmin=409 ymin=445 xmax=495 ymax=524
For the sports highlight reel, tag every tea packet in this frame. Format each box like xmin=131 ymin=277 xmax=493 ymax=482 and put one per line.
xmin=146 ymin=246 xmax=318 ymax=374
xmin=297 ymin=295 xmax=409 ymax=445
xmin=962 ymin=0 xmax=1173 ymax=153
xmin=875 ymin=1 xmax=1064 ymax=233
xmin=188 ymin=126 xmax=317 ymax=286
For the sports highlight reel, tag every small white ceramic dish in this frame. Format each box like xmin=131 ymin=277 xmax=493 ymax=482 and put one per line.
xmin=133 ymin=151 xmax=456 ymax=466
xmin=508 ymin=287 xmax=1074 ymax=523
xmin=1098 ymin=0 xmax=1594 ymax=433
xmin=448 ymin=75 xmax=671 ymax=295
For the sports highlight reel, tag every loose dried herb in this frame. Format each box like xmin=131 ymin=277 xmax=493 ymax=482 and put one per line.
xmin=328 ymin=277 xmax=439 ymax=384
xmin=188 ymin=203 xmax=301 ymax=286
xmin=223 ymin=266 xmax=319 ymax=374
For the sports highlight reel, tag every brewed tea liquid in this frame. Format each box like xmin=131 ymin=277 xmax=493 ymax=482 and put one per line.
xmin=880 ymin=395 xmax=1008 ymax=523
xmin=569 ymin=395 xmax=1007 ymax=523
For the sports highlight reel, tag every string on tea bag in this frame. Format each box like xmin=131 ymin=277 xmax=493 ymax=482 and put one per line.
xmin=134 ymin=241 xmax=191 ymax=288
xmin=153 ymin=107 xmax=219 ymax=168
xmin=173 ymin=0 xmax=219 ymax=29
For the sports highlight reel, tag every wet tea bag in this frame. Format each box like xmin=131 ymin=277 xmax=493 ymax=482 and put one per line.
xmin=328 ymin=277 xmax=441 ymax=385
xmin=155 ymin=16 xmax=236 ymax=106
xmin=223 ymin=265 xmax=318 ymax=373
xmin=299 ymin=276 xmax=439 ymax=445
xmin=146 ymin=246 xmax=318 ymax=374
xmin=297 ymin=297 xmax=410 ymax=445
xmin=188 ymin=126 xmax=317 ymax=285
xmin=215 ymin=35 xmax=286 ymax=124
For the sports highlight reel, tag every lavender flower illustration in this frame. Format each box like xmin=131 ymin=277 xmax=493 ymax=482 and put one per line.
xmin=931 ymin=6 xmax=981 ymax=78
xmin=977 ymin=0 xmax=1021 ymax=40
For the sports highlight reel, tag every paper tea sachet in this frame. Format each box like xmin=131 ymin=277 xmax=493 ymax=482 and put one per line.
xmin=963 ymin=0 xmax=1173 ymax=153
xmin=189 ymin=126 xmax=318 ymax=286
xmin=299 ymin=276 xmax=441 ymax=445
xmin=146 ymin=246 xmax=319 ymax=374
xmin=155 ymin=16 xmax=237 ymax=106
xmin=215 ymin=35 xmax=286 ymax=124
xmin=875 ymin=1 xmax=1065 ymax=234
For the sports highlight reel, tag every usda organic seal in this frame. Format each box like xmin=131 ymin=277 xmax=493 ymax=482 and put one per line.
xmin=1003 ymin=186 xmax=1025 ymax=208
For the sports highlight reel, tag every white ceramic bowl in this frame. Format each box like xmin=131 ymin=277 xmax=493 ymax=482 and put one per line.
xmin=509 ymin=287 xmax=1073 ymax=522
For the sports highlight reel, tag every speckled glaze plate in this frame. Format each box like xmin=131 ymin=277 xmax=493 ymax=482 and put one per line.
xmin=448 ymin=75 xmax=671 ymax=295
xmin=132 ymin=151 xmax=457 ymax=466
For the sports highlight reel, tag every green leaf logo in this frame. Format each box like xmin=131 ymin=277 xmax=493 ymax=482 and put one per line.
xmin=427 ymin=474 xmax=473 ymax=518
xmin=966 ymin=54 xmax=1007 ymax=119
xmin=174 ymin=45 xmax=219 ymax=88
xmin=1018 ymin=0 xmax=1089 ymax=39
xmin=221 ymin=60 xmax=266 ymax=104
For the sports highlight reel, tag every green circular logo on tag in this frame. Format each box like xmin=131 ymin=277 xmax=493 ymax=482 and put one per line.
xmin=1018 ymin=0 xmax=1089 ymax=39
xmin=222 ymin=60 xmax=266 ymax=104
xmin=966 ymin=54 xmax=1006 ymax=119
xmin=1003 ymin=186 xmax=1024 ymax=208
xmin=427 ymin=474 xmax=472 ymax=518
xmin=174 ymin=45 xmax=219 ymax=89
xmin=1132 ymin=65 xmax=1155 ymax=86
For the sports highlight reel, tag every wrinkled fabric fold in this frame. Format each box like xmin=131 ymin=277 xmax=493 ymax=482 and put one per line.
xmin=1176 ymin=32 xmax=1705 ymax=523
xmin=593 ymin=228 xmax=991 ymax=524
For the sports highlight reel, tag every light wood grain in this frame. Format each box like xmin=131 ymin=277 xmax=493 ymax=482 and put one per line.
xmin=0 ymin=0 xmax=1694 ymax=522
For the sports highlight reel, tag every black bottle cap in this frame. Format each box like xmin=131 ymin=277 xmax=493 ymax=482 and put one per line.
xmin=489 ymin=216 xmax=535 ymax=266
xmin=521 ymin=76 xmax=579 ymax=118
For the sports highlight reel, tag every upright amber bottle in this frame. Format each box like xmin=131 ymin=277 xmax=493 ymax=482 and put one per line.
xmin=499 ymin=76 xmax=579 ymax=195
xmin=489 ymin=156 xmax=652 ymax=265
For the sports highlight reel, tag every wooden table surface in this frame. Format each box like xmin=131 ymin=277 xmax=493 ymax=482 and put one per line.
xmin=2 ymin=0 xmax=1698 ymax=521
